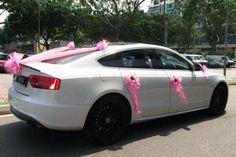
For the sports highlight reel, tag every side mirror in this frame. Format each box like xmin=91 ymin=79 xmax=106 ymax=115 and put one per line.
xmin=192 ymin=63 xmax=202 ymax=71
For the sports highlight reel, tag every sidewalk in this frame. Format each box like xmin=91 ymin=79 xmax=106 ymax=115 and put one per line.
xmin=0 ymin=84 xmax=10 ymax=115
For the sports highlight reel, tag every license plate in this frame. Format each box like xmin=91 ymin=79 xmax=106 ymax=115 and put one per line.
xmin=14 ymin=75 xmax=28 ymax=87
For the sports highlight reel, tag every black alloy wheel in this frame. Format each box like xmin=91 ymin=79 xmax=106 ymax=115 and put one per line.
xmin=209 ymin=84 xmax=228 ymax=115
xmin=84 ymin=95 xmax=129 ymax=145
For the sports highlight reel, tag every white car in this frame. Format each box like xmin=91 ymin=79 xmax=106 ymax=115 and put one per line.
xmin=9 ymin=43 xmax=228 ymax=144
xmin=183 ymin=54 xmax=208 ymax=66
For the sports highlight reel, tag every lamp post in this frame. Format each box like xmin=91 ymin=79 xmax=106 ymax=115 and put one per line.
xmin=163 ymin=0 xmax=168 ymax=47
xmin=38 ymin=0 xmax=41 ymax=53
xmin=223 ymin=0 xmax=229 ymax=76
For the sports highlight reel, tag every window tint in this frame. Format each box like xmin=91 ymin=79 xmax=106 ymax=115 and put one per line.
xmin=98 ymin=53 xmax=121 ymax=67
xmin=154 ymin=49 xmax=191 ymax=70
xmin=98 ymin=49 xmax=161 ymax=69
xmin=121 ymin=49 xmax=156 ymax=69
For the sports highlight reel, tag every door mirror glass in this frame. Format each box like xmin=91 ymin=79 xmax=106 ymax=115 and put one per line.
xmin=193 ymin=63 xmax=202 ymax=71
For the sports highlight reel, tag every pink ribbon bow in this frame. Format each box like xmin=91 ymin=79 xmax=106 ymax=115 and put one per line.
xmin=123 ymin=75 xmax=142 ymax=116
xmin=170 ymin=76 xmax=188 ymax=104
xmin=4 ymin=52 xmax=22 ymax=75
xmin=201 ymin=65 xmax=208 ymax=79
xmin=4 ymin=40 xmax=109 ymax=75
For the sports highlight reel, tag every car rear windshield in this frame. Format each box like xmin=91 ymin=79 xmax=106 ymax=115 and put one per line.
xmin=52 ymin=52 xmax=92 ymax=64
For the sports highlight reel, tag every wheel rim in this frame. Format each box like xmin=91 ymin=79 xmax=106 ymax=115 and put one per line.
xmin=213 ymin=87 xmax=227 ymax=112
xmin=94 ymin=103 xmax=124 ymax=139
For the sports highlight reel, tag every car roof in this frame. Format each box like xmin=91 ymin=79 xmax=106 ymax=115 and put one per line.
xmin=182 ymin=54 xmax=203 ymax=56
xmin=104 ymin=43 xmax=177 ymax=55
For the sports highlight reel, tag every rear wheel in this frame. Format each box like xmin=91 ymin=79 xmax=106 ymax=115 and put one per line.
xmin=208 ymin=84 xmax=228 ymax=115
xmin=84 ymin=95 xmax=129 ymax=145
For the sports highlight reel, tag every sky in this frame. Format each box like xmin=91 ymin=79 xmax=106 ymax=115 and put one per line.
xmin=0 ymin=0 xmax=152 ymax=27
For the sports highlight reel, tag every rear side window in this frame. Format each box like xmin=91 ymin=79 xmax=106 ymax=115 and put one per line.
xmin=98 ymin=53 xmax=121 ymax=67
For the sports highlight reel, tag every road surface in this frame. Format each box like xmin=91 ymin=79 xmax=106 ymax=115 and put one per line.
xmin=0 ymin=86 xmax=236 ymax=157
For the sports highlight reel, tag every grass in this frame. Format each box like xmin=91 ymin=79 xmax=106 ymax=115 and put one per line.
xmin=0 ymin=99 xmax=8 ymax=106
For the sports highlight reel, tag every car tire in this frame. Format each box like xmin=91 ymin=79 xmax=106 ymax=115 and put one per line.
xmin=84 ymin=95 xmax=129 ymax=145
xmin=208 ymin=84 xmax=228 ymax=115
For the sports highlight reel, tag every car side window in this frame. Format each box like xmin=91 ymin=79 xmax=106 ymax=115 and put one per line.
xmin=154 ymin=49 xmax=191 ymax=70
xmin=98 ymin=53 xmax=121 ymax=67
xmin=121 ymin=49 xmax=157 ymax=69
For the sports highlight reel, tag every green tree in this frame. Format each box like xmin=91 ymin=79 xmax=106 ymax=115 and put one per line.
xmin=1 ymin=0 xmax=84 ymax=50
xmin=200 ymin=0 xmax=226 ymax=53
xmin=80 ymin=0 xmax=145 ymax=41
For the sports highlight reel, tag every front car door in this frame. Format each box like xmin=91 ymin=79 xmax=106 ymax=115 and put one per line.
xmin=154 ymin=49 xmax=208 ymax=113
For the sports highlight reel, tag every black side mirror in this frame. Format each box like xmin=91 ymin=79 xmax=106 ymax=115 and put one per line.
xmin=193 ymin=63 xmax=202 ymax=71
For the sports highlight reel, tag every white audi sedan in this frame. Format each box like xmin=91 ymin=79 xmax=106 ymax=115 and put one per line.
xmin=9 ymin=43 xmax=228 ymax=144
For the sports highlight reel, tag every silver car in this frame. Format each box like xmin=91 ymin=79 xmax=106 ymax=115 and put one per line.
xmin=9 ymin=43 xmax=228 ymax=144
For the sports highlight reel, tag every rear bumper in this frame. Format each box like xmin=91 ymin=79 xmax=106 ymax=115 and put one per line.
xmin=8 ymin=87 xmax=91 ymax=130
xmin=10 ymin=106 xmax=43 ymax=127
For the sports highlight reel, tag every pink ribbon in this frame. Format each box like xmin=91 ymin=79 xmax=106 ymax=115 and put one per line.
xmin=201 ymin=65 xmax=208 ymax=79
xmin=4 ymin=40 xmax=109 ymax=75
xmin=4 ymin=52 xmax=22 ymax=75
xmin=123 ymin=75 xmax=141 ymax=116
xmin=170 ymin=76 xmax=188 ymax=104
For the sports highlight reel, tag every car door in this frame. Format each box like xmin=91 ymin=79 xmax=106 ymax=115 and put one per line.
xmin=119 ymin=49 xmax=170 ymax=117
xmin=154 ymin=49 xmax=208 ymax=113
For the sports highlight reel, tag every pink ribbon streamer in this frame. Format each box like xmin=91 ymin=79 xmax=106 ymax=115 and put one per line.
xmin=4 ymin=40 xmax=109 ymax=75
xmin=170 ymin=76 xmax=188 ymax=104
xmin=201 ymin=65 xmax=208 ymax=79
xmin=123 ymin=75 xmax=142 ymax=116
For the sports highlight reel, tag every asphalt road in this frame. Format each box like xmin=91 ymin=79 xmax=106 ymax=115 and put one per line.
xmin=0 ymin=85 xmax=236 ymax=157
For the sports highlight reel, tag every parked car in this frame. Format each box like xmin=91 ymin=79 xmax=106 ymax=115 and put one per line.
xmin=183 ymin=54 xmax=208 ymax=66
xmin=206 ymin=55 xmax=234 ymax=68
xmin=206 ymin=58 xmax=224 ymax=68
xmin=0 ymin=52 xmax=9 ymax=72
xmin=9 ymin=43 xmax=228 ymax=145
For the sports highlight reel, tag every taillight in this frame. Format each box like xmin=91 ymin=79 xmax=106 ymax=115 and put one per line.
xmin=28 ymin=75 xmax=61 ymax=90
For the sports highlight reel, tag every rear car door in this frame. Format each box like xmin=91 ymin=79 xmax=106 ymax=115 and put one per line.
xmin=118 ymin=49 xmax=170 ymax=117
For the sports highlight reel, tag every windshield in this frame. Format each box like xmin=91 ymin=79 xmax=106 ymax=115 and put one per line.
xmin=56 ymin=52 xmax=92 ymax=64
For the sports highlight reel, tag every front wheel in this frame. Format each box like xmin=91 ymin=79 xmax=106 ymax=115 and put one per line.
xmin=208 ymin=84 xmax=228 ymax=115
xmin=84 ymin=95 xmax=129 ymax=145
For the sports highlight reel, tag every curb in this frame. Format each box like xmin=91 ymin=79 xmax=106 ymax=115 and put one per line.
xmin=228 ymin=80 xmax=236 ymax=85
xmin=0 ymin=105 xmax=11 ymax=115
xmin=0 ymin=79 xmax=236 ymax=116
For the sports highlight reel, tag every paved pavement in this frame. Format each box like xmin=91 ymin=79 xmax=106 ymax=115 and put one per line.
xmin=0 ymin=85 xmax=236 ymax=157
xmin=0 ymin=73 xmax=13 ymax=99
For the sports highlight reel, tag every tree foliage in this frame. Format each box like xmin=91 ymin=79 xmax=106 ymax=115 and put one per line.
xmin=0 ymin=0 xmax=236 ymax=52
